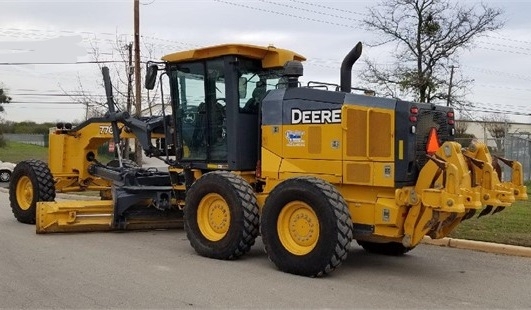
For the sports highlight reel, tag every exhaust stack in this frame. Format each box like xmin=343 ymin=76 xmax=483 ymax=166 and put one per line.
xmin=340 ymin=42 xmax=363 ymax=93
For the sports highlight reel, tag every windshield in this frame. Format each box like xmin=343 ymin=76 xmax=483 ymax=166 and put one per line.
xmin=237 ymin=59 xmax=283 ymax=114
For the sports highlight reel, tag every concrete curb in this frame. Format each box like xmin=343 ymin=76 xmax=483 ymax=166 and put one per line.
xmin=422 ymin=236 xmax=531 ymax=258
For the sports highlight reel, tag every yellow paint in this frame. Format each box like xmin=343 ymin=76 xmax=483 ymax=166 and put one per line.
xmin=282 ymin=124 xmax=342 ymax=161
xmin=261 ymin=148 xmax=282 ymax=179
xmin=162 ymin=44 xmax=306 ymax=69
xmin=16 ymin=176 xmax=33 ymax=211
xmin=36 ymin=200 xmax=183 ymax=233
xmin=277 ymin=201 xmax=320 ymax=256
xmin=48 ymin=122 xmax=162 ymax=193
xmin=197 ymin=193 xmax=231 ymax=242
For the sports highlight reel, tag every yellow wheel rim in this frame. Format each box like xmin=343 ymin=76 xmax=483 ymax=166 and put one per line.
xmin=197 ymin=193 xmax=231 ymax=242
xmin=277 ymin=201 xmax=320 ymax=256
xmin=16 ymin=176 xmax=34 ymax=211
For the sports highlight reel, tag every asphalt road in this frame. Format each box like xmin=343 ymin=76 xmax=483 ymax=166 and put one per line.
xmin=1 ymin=190 xmax=531 ymax=309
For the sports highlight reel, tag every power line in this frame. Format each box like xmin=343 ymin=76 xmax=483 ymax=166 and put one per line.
xmin=10 ymin=101 xmax=87 ymax=104
xmin=0 ymin=60 xmax=143 ymax=65
xmin=11 ymin=93 xmax=105 ymax=97
xmin=0 ymin=27 xmax=119 ymax=38
xmin=288 ymin=0 xmax=366 ymax=17
xmin=484 ymin=34 xmax=531 ymax=45
xmin=257 ymin=0 xmax=362 ymax=23
xmin=213 ymin=0 xmax=357 ymax=29
xmin=467 ymin=106 xmax=531 ymax=117
xmin=474 ymin=84 xmax=531 ymax=92
xmin=0 ymin=60 xmax=129 ymax=66
xmin=478 ymin=41 xmax=531 ymax=52
xmin=462 ymin=65 xmax=531 ymax=82
xmin=478 ymin=46 xmax=531 ymax=56
xmin=7 ymin=106 xmax=85 ymax=110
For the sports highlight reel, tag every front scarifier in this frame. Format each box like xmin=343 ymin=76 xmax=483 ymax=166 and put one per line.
xmin=399 ymin=140 xmax=527 ymax=248
xmin=463 ymin=141 xmax=527 ymax=216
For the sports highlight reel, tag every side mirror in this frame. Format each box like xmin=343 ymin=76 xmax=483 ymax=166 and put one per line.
xmin=145 ymin=64 xmax=158 ymax=90
xmin=238 ymin=77 xmax=248 ymax=99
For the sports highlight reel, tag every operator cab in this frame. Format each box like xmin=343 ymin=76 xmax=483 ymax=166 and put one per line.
xmin=147 ymin=44 xmax=305 ymax=171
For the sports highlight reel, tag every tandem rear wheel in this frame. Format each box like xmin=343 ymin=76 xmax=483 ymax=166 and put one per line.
xmin=260 ymin=177 xmax=353 ymax=277
xmin=9 ymin=160 xmax=56 ymax=224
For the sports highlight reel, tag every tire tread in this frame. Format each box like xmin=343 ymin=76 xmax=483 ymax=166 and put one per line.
xmin=9 ymin=159 xmax=55 ymax=224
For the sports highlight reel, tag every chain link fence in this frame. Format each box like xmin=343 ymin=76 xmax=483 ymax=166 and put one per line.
xmin=455 ymin=134 xmax=531 ymax=182
xmin=3 ymin=133 xmax=48 ymax=147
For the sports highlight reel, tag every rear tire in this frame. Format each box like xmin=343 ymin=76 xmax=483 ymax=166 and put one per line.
xmin=184 ymin=171 xmax=259 ymax=260
xmin=9 ymin=160 xmax=55 ymax=224
xmin=357 ymin=240 xmax=414 ymax=256
xmin=261 ymin=177 xmax=353 ymax=277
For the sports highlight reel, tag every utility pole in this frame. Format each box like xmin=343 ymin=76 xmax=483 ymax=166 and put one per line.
xmin=447 ymin=65 xmax=456 ymax=107
xmin=124 ymin=42 xmax=133 ymax=160
xmin=134 ymin=0 xmax=142 ymax=165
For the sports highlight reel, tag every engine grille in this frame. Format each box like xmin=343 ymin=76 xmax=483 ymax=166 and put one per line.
xmin=415 ymin=109 xmax=451 ymax=167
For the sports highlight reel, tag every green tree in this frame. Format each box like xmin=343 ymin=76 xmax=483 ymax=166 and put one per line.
xmin=362 ymin=0 xmax=503 ymax=107
xmin=0 ymin=86 xmax=12 ymax=147
xmin=0 ymin=86 xmax=11 ymax=111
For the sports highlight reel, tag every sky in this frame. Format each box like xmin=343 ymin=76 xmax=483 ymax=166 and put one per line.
xmin=0 ymin=0 xmax=530 ymax=124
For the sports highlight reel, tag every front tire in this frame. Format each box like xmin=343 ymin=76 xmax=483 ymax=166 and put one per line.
xmin=261 ymin=177 xmax=353 ymax=277
xmin=9 ymin=160 xmax=56 ymax=224
xmin=184 ymin=171 xmax=259 ymax=260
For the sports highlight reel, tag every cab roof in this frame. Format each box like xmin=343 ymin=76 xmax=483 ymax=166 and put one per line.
xmin=161 ymin=43 xmax=306 ymax=69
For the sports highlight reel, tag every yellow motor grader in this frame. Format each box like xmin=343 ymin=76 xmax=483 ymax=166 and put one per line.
xmin=9 ymin=42 xmax=527 ymax=277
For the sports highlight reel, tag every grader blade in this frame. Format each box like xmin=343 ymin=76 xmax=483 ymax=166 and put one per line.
xmin=37 ymin=200 xmax=183 ymax=233
xmin=37 ymin=200 xmax=114 ymax=233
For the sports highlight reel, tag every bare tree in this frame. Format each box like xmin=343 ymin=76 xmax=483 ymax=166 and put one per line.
xmin=61 ymin=36 xmax=163 ymax=164
xmin=455 ymin=118 xmax=469 ymax=135
xmin=454 ymin=117 xmax=476 ymax=147
xmin=362 ymin=0 xmax=503 ymax=108
xmin=62 ymin=36 xmax=162 ymax=117
xmin=482 ymin=114 xmax=510 ymax=153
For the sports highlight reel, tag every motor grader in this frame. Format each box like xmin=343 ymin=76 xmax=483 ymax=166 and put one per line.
xmin=9 ymin=41 xmax=527 ymax=277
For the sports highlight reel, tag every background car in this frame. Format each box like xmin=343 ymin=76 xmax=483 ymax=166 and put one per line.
xmin=0 ymin=160 xmax=16 ymax=182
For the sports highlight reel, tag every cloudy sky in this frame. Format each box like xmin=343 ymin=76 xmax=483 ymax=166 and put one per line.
xmin=0 ymin=0 xmax=530 ymax=123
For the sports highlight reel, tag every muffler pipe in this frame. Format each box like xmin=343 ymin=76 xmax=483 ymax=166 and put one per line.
xmin=340 ymin=42 xmax=363 ymax=93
